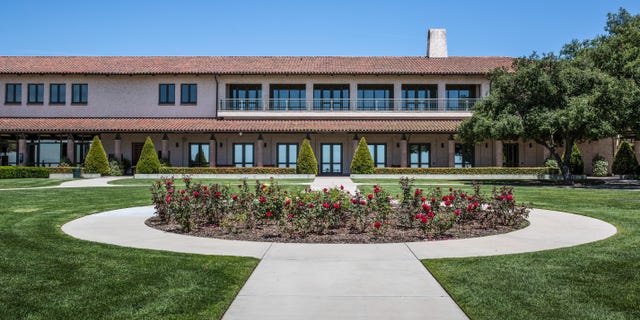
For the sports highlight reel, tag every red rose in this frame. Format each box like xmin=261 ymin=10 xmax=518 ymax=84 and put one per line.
xmin=333 ymin=203 xmax=340 ymax=209
xmin=454 ymin=209 xmax=461 ymax=216
xmin=322 ymin=203 xmax=330 ymax=209
xmin=259 ymin=196 xmax=266 ymax=203
xmin=415 ymin=213 xmax=423 ymax=219
xmin=415 ymin=189 xmax=422 ymax=196
xmin=323 ymin=188 xmax=328 ymax=193
xmin=467 ymin=204 xmax=473 ymax=211
xmin=168 ymin=189 xmax=174 ymax=194
xmin=473 ymin=201 xmax=479 ymax=207
xmin=204 ymin=190 xmax=211 ymax=195
xmin=442 ymin=196 xmax=448 ymax=201
xmin=340 ymin=185 xmax=344 ymax=190
xmin=374 ymin=221 xmax=382 ymax=229
xmin=507 ymin=194 xmax=514 ymax=201
xmin=449 ymin=187 xmax=453 ymax=192
xmin=261 ymin=184 xmax=267 ymax=190
xmin=215 ymin=192 xmax=220 ymax=198
xmin=184 ymin=195 xmax=189 ymax=201
xmin=165 ymin=195 xmax=171 ymax=202
xmin=427 ymin=211 xmax=435 ymax=218
xmin=202 ymin=185 xmax=207 ymax=191
xmin=373 ymin=187 xmax=380 ymax=194
xmin=431 ymin=198 xmax=437 ymax=204
xmin=367 ymin=194 xmax=374 ymax=200
xmin=288 ymin=213 xmax=294 ymax=220
xmin=421 ymin=216 xmax=428 ymax=223
xmin=421 ymin=197 xmax=427 ymax=202
xmin=180 ymin=189 xmax=185 ymax=194
xmin=444 ymin=200 xmax=451 ymax=206
xmin=192 ymin=191 xmax=199 ymax=197
xmin=266 ymin=211 xmax=272 ymax=217
xmin=284 ymin=199 xmax=291 ymax=206
xmin=166 ymin=181 xmax=172 ymax=186
xmin=448 ymin=195 xmax=455 ymax=201
xmin=360 ymin=199 xmax=366 ymax=205
xmin=232 ymin=195 xmax=238 ymax=200
xmin=422 ymin=204 xmax=431 ymax=211
xmin=350 ymin=198 xmax=357 ymax=204
xmin=308 ymin=203 xmax=315 ymax=208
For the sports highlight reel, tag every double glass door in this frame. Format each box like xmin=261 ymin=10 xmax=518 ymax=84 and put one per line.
xmin=321 ymin=143 xmax=342 ymax=175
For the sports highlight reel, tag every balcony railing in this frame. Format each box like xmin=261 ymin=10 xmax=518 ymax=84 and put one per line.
xmin=218 ymin=98 xmax=481 ymax=112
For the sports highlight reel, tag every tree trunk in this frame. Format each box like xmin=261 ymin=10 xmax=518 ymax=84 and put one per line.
xmin=545 ymin=141 xmax=573 ymax=184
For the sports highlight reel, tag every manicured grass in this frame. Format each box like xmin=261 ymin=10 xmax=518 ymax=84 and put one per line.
xmin=0 ymin=187 xmax=259 ymax=319
xmin=0 ymin=178 xmax=70 ymax=189
xmin=423 ymin=186 xmax=640 ymax=320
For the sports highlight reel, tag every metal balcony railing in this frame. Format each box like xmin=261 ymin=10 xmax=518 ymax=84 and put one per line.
xmin=218 ymin=98 xmax=481 ymax=112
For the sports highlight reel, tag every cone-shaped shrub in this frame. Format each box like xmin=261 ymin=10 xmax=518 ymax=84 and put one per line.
xmin=569 ymin=143 xmax=584 ymax=175
xmin=83 ymin=136 xmax=109 ymax=175
xmin=612 ymin=141 xmax=638 ymax=176
xmin=350 ymin=137 xmax=375 ymax=174
xmin=296 ymin=139 xmax=317 ymax=175
xmin=136 ymin=136 xmax=161 ymax=174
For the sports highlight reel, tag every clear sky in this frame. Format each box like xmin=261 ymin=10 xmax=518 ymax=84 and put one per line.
xmin=2 ymin=0 xmax=638 ymax=57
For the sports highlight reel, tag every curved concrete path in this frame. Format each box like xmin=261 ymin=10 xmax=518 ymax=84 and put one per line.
xmin=62 ymin=206 xmax=616 ymax=320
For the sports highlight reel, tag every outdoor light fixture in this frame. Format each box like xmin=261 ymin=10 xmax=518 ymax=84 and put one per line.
xmin=175 ymin=142 xmax=179 ymax=148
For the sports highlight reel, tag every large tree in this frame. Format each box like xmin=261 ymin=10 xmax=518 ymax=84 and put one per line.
xmin=459 ymin=54 xmax=616 ymax=183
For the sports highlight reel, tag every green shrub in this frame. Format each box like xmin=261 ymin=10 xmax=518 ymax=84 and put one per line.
xmin=296 ymin=139 xmax=317 ymax=175
xmin=83 ymin=136 xmax=109 ymax=175
xmin=350 ymin=137 xmax=375 ymax=174
xmin=612 ymin=141 xmax=638 ymax=177
xmin=569 ymin=143 xmax=584 ymax=175
xmin=108 ymin=160 xmax=124 ymax=176
xmin=158 ymin=167 xmax=296 ymax=174
xmin=543 ymin=158 xmax=558 ymax=168
xmin=372 ymin=167 xmax=559 ymax=175
xmin=136 ymin=137 xmax=161 ymax=174
xmin=591 ymin=155 xmax=609 ymax=177
xmin=0 ymin=166 xmax=49 ymax=179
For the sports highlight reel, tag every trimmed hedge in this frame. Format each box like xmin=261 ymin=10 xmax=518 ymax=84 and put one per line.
xmin=350 ymin=137 xmax=375 ymax=174
xmin=612 ymin=141 xmax=638 ymax=176
xmin=296 ymin=139 xmax=318 ymax=175
xmin=373 ymin=167 xmax=560 ymax=175
xmin=136 ymin=137 xmax=161 ymax=174
xmin=83 ymin=136 xmax=110 ymax=175
xmin=158 ymin=167 xmax=296 ymax=174
xmin=0 ymin=166 xmax=49 ymax=179
xmin=47 ymin=167 xmax=75 ymax=174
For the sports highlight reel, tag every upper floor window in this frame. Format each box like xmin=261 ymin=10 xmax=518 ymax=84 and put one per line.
xmin=72 ymin=84 xmax=88 ymax=104
xmin=402 ymin=84 xmax=437 ymax=111
xmin=28 ymin=84 xmax=44 ymax=104
xmin=357 ymin=84 xmax=393 ymax=111
xmin=5 ymin=83 xmax=21 ymax=104
xmin=313 ymin=84 xmax=349 ymax=111
xmin=180 ymin=84 xmax=197 ymax=104
xmin=270 ymin=84 xmax=306 ymax=110
xmin=446 ymin=84 xmax=477 ymax=111
xmin=227 ymin=84 xmax=262 ymax=110
xmin=159 ymin=84 xmax=175 ymax=104
xmin=50 ymin=84 xmax=66 ymax=104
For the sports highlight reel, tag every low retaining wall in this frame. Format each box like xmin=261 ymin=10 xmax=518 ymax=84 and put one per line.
xmin=49 ymin=173 xmax=73 ymax=179
xmin=134 ymin=174 xmax=315 ymax=180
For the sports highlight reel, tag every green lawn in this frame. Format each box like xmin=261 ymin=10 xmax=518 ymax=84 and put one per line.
xmin=423 ymin=186 xmax=640 ymax=320
xmin=0 ymin=178 xmax=70 ymax=189
xmin=0 ymin=186 xmax=258 ymax=319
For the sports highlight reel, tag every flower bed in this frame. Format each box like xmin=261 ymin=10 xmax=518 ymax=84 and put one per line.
xmin=148 ymin=177 xmax=529 ymax=243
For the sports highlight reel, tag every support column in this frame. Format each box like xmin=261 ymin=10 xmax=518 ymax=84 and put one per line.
xmin=208 ymin=134 xmax=217 ymax=167
xmin=256 ymin=133 xmax=264 ymax=167
xmin=17 ymin=134 xmax=27 ymax=166
xmin=349 ymin=82 xmax=358 ymax=111
xmin=437 ymin=82 xmax=446 ymax=111
xmin=447 ymin=139 xmax=455 ymax=167
xmin=494 ymin=140 xmax=503 ymax=167
xmin=67 ymin=134 xmax=75 ymax=164
xmin=399 ymin=134 xmax=408 ymax=168
xmin=113 ymin=133 xmax=121 ymax=161
xmin=352 ymin=134 xmax=359 ymax=160
xmin=161 ymin=134 xmax=169 ymax=160
xmin=261 ymin=82 xmax=269 ymax=111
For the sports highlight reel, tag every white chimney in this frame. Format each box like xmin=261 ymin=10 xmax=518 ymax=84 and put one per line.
xmin=427 ymin=29 xmax=448 ymax=58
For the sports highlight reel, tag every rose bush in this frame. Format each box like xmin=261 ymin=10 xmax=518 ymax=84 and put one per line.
xmin=151 ymin=176 xmax=529 ymax=239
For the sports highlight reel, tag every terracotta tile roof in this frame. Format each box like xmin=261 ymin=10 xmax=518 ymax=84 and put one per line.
xmin=0 ymin=118 xmax=460 ymax=134
xmin=0 ymin=56 xmax=512 ymax=75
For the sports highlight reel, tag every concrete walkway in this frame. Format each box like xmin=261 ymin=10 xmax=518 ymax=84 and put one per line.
xmin=309 ymin=176 xmax=358 ymax=193
xmin=57 ymin=176 xmax=129 ymax=188
xmin=62 ymin=206 xmax=616 ymax=320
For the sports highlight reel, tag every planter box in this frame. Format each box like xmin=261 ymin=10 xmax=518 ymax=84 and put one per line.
xmin=134 ymin=174 xmax=315 ymax=180
xmin=80 ymin=173 xmax=102 ymax=178
xmin=351 ymin=174 xmax=584 ymax=180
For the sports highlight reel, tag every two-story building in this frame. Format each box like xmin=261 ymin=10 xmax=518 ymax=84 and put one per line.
xmin=0 ymin=29 xmax=621 ymax=174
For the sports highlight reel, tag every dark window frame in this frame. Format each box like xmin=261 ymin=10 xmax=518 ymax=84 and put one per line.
xmin=28 ymin=83 xmax=44 ymax=104
xmin=367 ymin=143 xmax=387 ymax=168
xmin=401 ymin=84 xmax=438 ymax=111
xmin=49 ymin=83 xmax=66 ymax=104
xmin=357 ymin=84 xmax=394 ymax=111
xmin=233 ymin=143 xmax=254 ymax=167
xmin=180 ymin=83 xmax=197 ymax=104
xmin=159 ymin=84 xmax=175 ymax=105
xmin=277 ymin=143 xmax=298 ymax=168
xmin=227 ymin=84 xmax=262 ymax=110
xmin=189 ymin=143 xmax=209 ymax=167
xmin=454 ymin=143 xmax=475 ymax=168
xmin=5 ymin=83 xmax=22 ymax=104
xmin=503 ymin=143 xmax=519 ymax=167
xmin=313 ymin=84 xmax=350 ymax=110
xmin=409 ymin=143 xmax=431 ymax=168
xmin=71 ymin=84 xmax=88 ymax=104
xmin=270 ymin=84 xmax=306 ymax=110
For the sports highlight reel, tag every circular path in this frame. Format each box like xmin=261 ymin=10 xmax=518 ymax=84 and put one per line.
xmin=62 ymin=207 xmax=616 ymax=320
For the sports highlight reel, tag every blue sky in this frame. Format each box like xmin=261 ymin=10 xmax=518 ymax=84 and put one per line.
xmin=2 ymin=0 xmax=638 ymax=57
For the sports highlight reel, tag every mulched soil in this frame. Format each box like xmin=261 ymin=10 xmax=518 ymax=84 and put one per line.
xmin=146 ymin=217 xmax=529 ymax=244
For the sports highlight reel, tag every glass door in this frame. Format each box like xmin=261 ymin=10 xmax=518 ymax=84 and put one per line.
xmin=321 ymin=143 xmax=342 ymax=175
